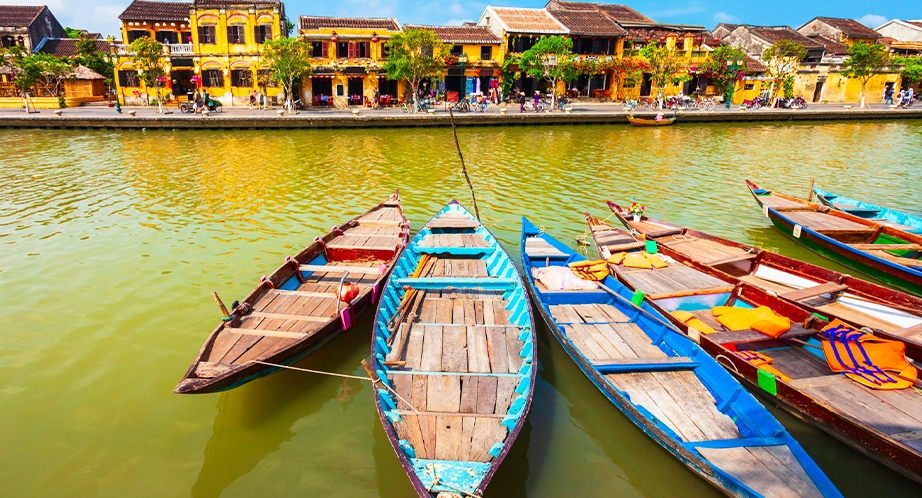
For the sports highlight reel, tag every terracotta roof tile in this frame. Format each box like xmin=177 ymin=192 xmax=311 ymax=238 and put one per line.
xmin=547 ymin=9 xmax=626 ymax=36
xmin=193 ymin=0 xmax=280 ymax=6
xmin=907 ymin=21 xmax=922 ymax=29
xmin=808 ymin=34 xmax=848 ymax=55
xmin=745 ymin=55 xmax=767 ymax=73
xmin=403 ymin=25 xmax=501 ymax=44
xmin=119 ymin=1 xmax=191 ymax=22
xmin=491 ymin=7 xmax=567 ymax=34
xmin=813 ymin=17 xmax=880 ymax=38
xmin=299 ymin=16 xmax=399 ymax=31
xmin=0 ymin=5 xmax=45 ymax=27
xmin=548 ymin=1 xmax=654 ymax=23
xmin=36 ymin=38 xmax=111 ymax=58
xmin=750 ymin=26 xmax=825 ymax=49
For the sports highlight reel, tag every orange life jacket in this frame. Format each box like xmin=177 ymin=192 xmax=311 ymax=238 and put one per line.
xmin=820 ymin=319 xmax=916 ymax=390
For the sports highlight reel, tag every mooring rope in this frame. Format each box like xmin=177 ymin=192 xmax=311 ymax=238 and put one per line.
xmin=244 ymin=360 xmax=421 ymax=413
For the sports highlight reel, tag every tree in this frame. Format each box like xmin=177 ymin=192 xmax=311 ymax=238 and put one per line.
xmin=128 ymin=36 xmax=166 ymax=111
xmin=383 ymin=28 xmax=451 ymax=111
xmin=841 ymin=41 xmax=891 ymax=108
xmin=520 ymin=35 xmax=577 ymax=109
xmin=75 ymin=34 xmax=114 ymax=93
xmin=2 ymin=45 xmax=43 ymax=112
xmin=694 ymin=45 xmax=748 ymax=105
xmin=499 ymin=53 xmax=522 ymax=98
xmin=895 ymin=57 xmax=922 ymax=92
xmin=262 ymin=37 xmax=312 ymax=113
xmin=601 ymin=57 xmax=648 ymax=99
xmin=762 ymin=39 xmax=807 ymax=103
xmin=639 ymin=41 xmax=685 ymax=109
xmin=31 ymin=52 xmax=76 ymax=107
xmin=64 ymin=27 xmax=83 ymax=39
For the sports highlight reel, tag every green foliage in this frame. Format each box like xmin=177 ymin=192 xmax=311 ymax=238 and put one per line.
xmin=499 ymin=53 xmax=522 ymax=96
xmin=639 ymin=42 xmax=684 ymax=95
xmin=75 ymin=34 xmax=114 ymax=85
xmin=762 ymin=40 xmax=807 ymax=97
xmin=841 ymin=41 xmax=890 ymax=82
xmin=383 ymin=29 xmax=451 ymax=104
xmin=895 ymin=57 xmax=922 ymax=84
xmin=128 ymin=36 xmax=166 ymax=104
xmin=1 ymin=46 xmax=75 ymax=101
xmin=520 ymin=36 xmax=577 ymax=86
xmin=285 ymin=20 xmax=295 ymax=37
xmin=694 ymin=45 xmax=748 ymax=96
xmin=64 ymin=27 xmax=83 ymax=39
xmin=262 ymin=37 xmax=312 ymax=109
xmin=782 ymin=77 xmax=794 ymax=98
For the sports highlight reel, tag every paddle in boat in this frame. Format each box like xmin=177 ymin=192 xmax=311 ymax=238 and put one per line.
xmin=587 ymin=206 xmax=922 ymax=483
xmin=369 ymin=201 xmax=535 ymax=498
xmin=813 ymin=186 xmax=922 ymax=235
xmin=603 ymin=203 xmax=922 ymax=362
xmin=174 ymin=191 xmax=409 ymax=394
xmin=627 ymin=113 xmax=676 ymax=126
xmin=522 ymin=217 xmax=841 ymax=498
xmin=745 ymin=180 xmax=922 ymax=297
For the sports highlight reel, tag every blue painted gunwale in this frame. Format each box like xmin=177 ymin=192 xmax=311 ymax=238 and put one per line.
xmin=370 ymin=202 xmax=536 ymax=498
xmin=814 ymin=187 xmax=922 ymax=234
xmin=520 ymin=217 xmax=841 ymax=498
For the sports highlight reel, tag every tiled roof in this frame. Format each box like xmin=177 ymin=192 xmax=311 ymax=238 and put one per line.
xmin=547 ymin=9 xmax=626 ymax=36
xmin=907 ymin=21 xmax=922 ymax=29
xmin=548 ymin=1 xmax=654 ymax=23
xmin=403 ymin=25 xmax=501 ymax=44
xmin=877 ymin=36 xmax=897 ymax=47
xmin=813 ymin=17 xmax=880 ymax=38
xmin=745 ymin=55 xmax=767 ymax=73
xmin=193 ymin=0 xmax=280 ymax=6
xmin=35 ymin=38 xmax=111 ymax=58
xmin=808 ymin=34 xmax=848 ymax=55
xmin=119 ymin=1 xmax=191 ymax=22
xmin=0 ymin=5 xmax=45 ymax=27
xmin=490 ymin=7 xmax=567 ymax=34
xmin=750 ymin=26 xmax=825 ymax=49
xmin=299 ymin=16 xmax=399 ymax=31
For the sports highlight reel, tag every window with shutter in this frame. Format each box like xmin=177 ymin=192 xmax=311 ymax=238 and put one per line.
xmin=322 ymin=41 xmax=328 ymax=58
xmin=348 ymin=42 xmax=356 ymax=58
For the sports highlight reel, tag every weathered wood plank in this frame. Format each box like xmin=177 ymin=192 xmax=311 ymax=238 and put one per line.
xmin=435 ymin=415 xmax=464 ymax=461
xmin=442 ymin=326 xmax=468 ymax=372
xmin=194 ymin=361 xmax=235 ymax=379
xmin=469 ymin=417 xmax=506 ymax=463
xmin=495 ymin=377 xmax=518 ymax=415
xmin=411 ymin=375 xmax=428 ymax=413
xmin=459 ymin=376 xmax=479 ymax=414
xmin=476 ymin=376 xmax=498 ymax=414
xmin=467 ymin=326 xmax=491 ymax=373
xmin=393 ymin=414 xmax=428 ymax=459
xmin=420 ymin=326 xmax=443 ymax=372
xmin=426 ymin=374 xmax=461 ymax=413
xmin=404 ymin=324 xmax=425 ymax=370
xmin=486 ymin=326 xmax=511 ymax=374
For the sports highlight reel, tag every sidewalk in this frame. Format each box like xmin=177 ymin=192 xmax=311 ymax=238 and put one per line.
xmin=1 ymin=101 xmax=920 ymax=129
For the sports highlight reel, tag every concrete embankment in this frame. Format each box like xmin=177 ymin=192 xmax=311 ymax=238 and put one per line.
xmin=1 ymin=107 xmax=920 ymax=130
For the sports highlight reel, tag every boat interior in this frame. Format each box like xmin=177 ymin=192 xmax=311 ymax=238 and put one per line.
xmin=523 ymin=220 xmax=831 ymax=498
xmin=185 ymin=200 xmax=406 ymax=385
xmin=373 ymin=205 xmax=534 ymax=496
xmin=814 ymin=189 xmax=922 ymax=235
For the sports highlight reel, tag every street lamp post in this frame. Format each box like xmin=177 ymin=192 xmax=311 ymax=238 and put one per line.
xmin=726 ymin=58 xmax=743 ymax=108
xmin=459 ymin=53 xmax=468 ymax=101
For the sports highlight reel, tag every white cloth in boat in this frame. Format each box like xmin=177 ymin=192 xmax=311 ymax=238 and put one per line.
xmin=532 ymin=266 xmax=599 ymax=291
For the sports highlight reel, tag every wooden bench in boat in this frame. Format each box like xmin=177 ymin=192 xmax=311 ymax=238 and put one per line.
xmin=782 ymin=211 xmax=874 ymax=232
xmin=224 ymin=327 xmax=310 ymax=339
xmin=706 ymin=323 xmax=816 ymax=346
xmin=629 ymin=220 xmax=682 ymax=238
xmin=758 ymin=195 xmax=807 ymax=209
xmin=524 ymin=238 xmax=567 ymax=258
xmin=618 ymin=266 xmax=733 ymax=299
xmin=299 ymin=264 xmax=386 ymax=275
xmin=871 ymin=219 xmax=919 ymax=232
xmin=594 ymin=356 xmax=698 ymax=373
xmin=890 ymin=323 xmax=922 ymax=342
xmin=780 ymin=282 xmax=849 ymax=302
xmin=865 ymin=250 xmax=922 ymax=268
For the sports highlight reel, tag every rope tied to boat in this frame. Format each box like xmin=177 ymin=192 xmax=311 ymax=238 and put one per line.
xmin=242 ymin=360 xmax=422 ymax=413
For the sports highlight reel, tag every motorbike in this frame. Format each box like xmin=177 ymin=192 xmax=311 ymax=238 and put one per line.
xmin=179 ymin=99 xmax=223 ymax=113
xmin=778 ymin=96 xmax=808 ymax=109
xmin=742 ymin=93 xmax=770 ymax=109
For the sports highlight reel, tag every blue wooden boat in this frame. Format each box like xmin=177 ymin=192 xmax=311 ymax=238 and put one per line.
xmin=747 ymin=180 xmax=922 ymax=297
xmin=521 ymin=217 xmax=842 ymax=498
xmin=370 ymin=201 xmax=535 ymax=497
xmin=813 ymin=187 xmax=922 ymax=234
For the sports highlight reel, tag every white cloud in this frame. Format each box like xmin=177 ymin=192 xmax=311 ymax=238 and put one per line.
xmin=449 ymin=3 xmax=464 ymax=16
xmin=857 ymin=14 xmax=888 ymax=28
xmin=713 ymin=12 xmax=739 ymax=24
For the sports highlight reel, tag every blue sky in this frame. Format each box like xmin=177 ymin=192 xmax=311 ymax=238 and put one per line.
xmin=0 ymin=0 xmax=917 ymax=39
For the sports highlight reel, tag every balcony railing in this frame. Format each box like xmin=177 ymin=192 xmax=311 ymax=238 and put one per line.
xmin=167 ymin=44 xmax=193 ymax=55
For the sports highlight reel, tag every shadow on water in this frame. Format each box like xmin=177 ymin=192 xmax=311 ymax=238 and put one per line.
xmin=190 ymin=313 xmax=373 ymax=498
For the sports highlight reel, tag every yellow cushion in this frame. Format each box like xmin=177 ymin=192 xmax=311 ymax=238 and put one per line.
xmin=644 ymin=253 xmax=669 ymax=269
xmin=670 ymin=310 xmax=717 ymax=334
xmin=607 ymin=252 xmax=626 ymax=265
xmin=568 ymin=260 xmax=609 ymax=281
xmin=623 ymin=252 xmax=652 ymax=269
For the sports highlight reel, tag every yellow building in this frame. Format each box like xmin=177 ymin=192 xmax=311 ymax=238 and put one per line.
xmin=298 ymin=16 xmax=402 ymax=108
xmin=404 ymin=25 xmax=503 ymax=101
xmin=113 ymin=0 xmax=286 ymax=106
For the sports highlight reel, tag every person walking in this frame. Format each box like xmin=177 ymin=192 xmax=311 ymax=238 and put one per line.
xmin=533 ymin=90 xmax=541 ymax=112
xmin=518 ymin=90 xmax=526 ymax=113
xmin=884 ymin=85 xmax=894 ymax=105
xmin=201 ymin=88 xmax=210 ymax=112
xmin=897 ymin=89 xmax=906 ymax=108
xmin=248 ymin=90 xmax=256 ymax=110
xmin=372 ymin=88 xmax=380 ymax=110
xmin=192 ymin=89 xmax=202 ymax=115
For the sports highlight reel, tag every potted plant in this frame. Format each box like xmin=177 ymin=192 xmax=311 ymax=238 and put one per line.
xmin=628 ymin=202 xmax=645 ymax=222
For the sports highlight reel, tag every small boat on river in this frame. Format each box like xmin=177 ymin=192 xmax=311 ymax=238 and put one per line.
xmin=627 ymin=114 xmax=676 ymax=126
xmin=813 ymin=186 xmax=922 ymax=234
xmin=370 ymin=201 xmax=535 ymax=497
xmin=603 ymin=203 xmax=922 ymax=361
xmin=174 ymin=192 xmax=409 ymax=394
xmin=590 ymin=205 xmax=922 ymax=483
xmin=745 ymin=180 xmax=922 ymax=297
xmin=522 ymin=217 xmax=841 ymax=498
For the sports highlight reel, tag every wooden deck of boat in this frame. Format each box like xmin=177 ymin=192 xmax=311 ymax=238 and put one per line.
xmin=627 ymin=219 xmax=683 ymax=238
xmin=195 ymin=206 xmax=404 ymax=378
xmin=660 ymin=236 xmax=757 ymax=266
xmin=385 ymin=211 xmax=524 ymax=465
xmin=542 ymin=274 xmax=824 ymax=497
xmin=616 ymin=265 xmax=732 ymax=299
xmin=781 ymin=211 xmax=872 ymax=232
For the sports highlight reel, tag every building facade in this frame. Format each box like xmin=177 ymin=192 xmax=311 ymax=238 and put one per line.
xmin=113 ymin=0 xmax=287 ymax=106
xmin=404 ymin=24 xmax=503 ymax=101
xmin=0 ymin=5 xmax=66 ymax=54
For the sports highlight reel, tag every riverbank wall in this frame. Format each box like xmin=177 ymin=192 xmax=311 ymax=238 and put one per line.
xmin=1 ymin=108 xmax=921 ymax=130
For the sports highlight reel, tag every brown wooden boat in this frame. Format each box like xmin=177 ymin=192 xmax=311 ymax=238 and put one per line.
xmin=175 ymin=192 xmax=409 ymax=394
xmin=627 ymin=114 xmax=676 ymax=126
xmin=584 ymin=209 xmax=922 ymax=483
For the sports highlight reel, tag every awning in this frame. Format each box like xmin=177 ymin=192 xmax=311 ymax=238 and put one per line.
xmin=446 ymin=67 xmax=464 ymax=76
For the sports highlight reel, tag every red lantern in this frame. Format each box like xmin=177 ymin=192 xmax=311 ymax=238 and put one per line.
xmin=330 ymin=31 xmax=338 ymax=42
xmin=713 ymin=37 xmax=719 ymax=43
xmin=695 ymin=36 xmax=702 ymax=42
xmin=371 ymin=32 xmax=378 ymax=43
xmin=644 ymin=36 xmax=650 ymax=41
xmin=339 ymin=282 xmax=360 ymax=303
xmin=659 ymin=36 xmax=666 ymax=42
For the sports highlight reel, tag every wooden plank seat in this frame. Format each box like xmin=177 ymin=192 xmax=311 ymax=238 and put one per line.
xmin=524 ymin=238 xmax=567 ymax=257
xmin=194 ymin=361 xmax=236 ymax=378
xmin=270 ymin=289 xmax=338 ymax=298
xmin=396 ymin=277 xmax=518 ymax=290
xmin=299 ymin=264 xmax=385 ymax=275
xmin=618 ymin=266 xmax=732 ymax=299
xmin=246 ymin=312 xmax=332 ymax=322
xmin=224 ymin=327 xmax=308 ymax=339
xmin=706 ymin=252 xmax=758 ymax=267
xmin=847 ymin=243 xmax=922 ymax=251
xmin=427 ymin=219 xmax=481 ymax=229
xmin=783 ymin=211 xmax=872 ymax=232
xmin=419 ymin=234 xmax=490 ymax=249
xmin=865 ymin=250 xmax=922 ymax=268
xmin=758 ymin=195 xmax=807 ymax=209
xmin=780 ymin=282 xmax=849 ymax=302
xmin=549 ymin=303 xmax=631 ymax=323
xmin=356 ymin=219 xmax=405 ymax=227
xmin=706 ymin=323 xmax=816 ymax=346
xmin=593 ymin=356 xmax=698 ymax=374
xmin=630 ymin=220 xmax=682 ymax=238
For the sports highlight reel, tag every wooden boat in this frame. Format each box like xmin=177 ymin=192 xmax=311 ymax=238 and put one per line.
xmin=813 ymin=186 xmax=922 ymax=235
xmin=603 ymin=204 xmax=922 ymax=361
xmin=370 ymin=201 xmax=535 ymax=497
xmin=745 ymin=180 xmax=922 ymax=297
xmin=522 ymin=217 xmax=841 ymax=498
xmin=587 ymin=208 xmax=922 ymax=483
xmin=627 ymin=114 xmax=676 ymax=126
xmin=174 ymin=192 xmax=409 ymax=394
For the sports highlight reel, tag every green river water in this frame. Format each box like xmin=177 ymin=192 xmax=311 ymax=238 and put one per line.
xmin=2 ymin=122 xmax=921 ymax=497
